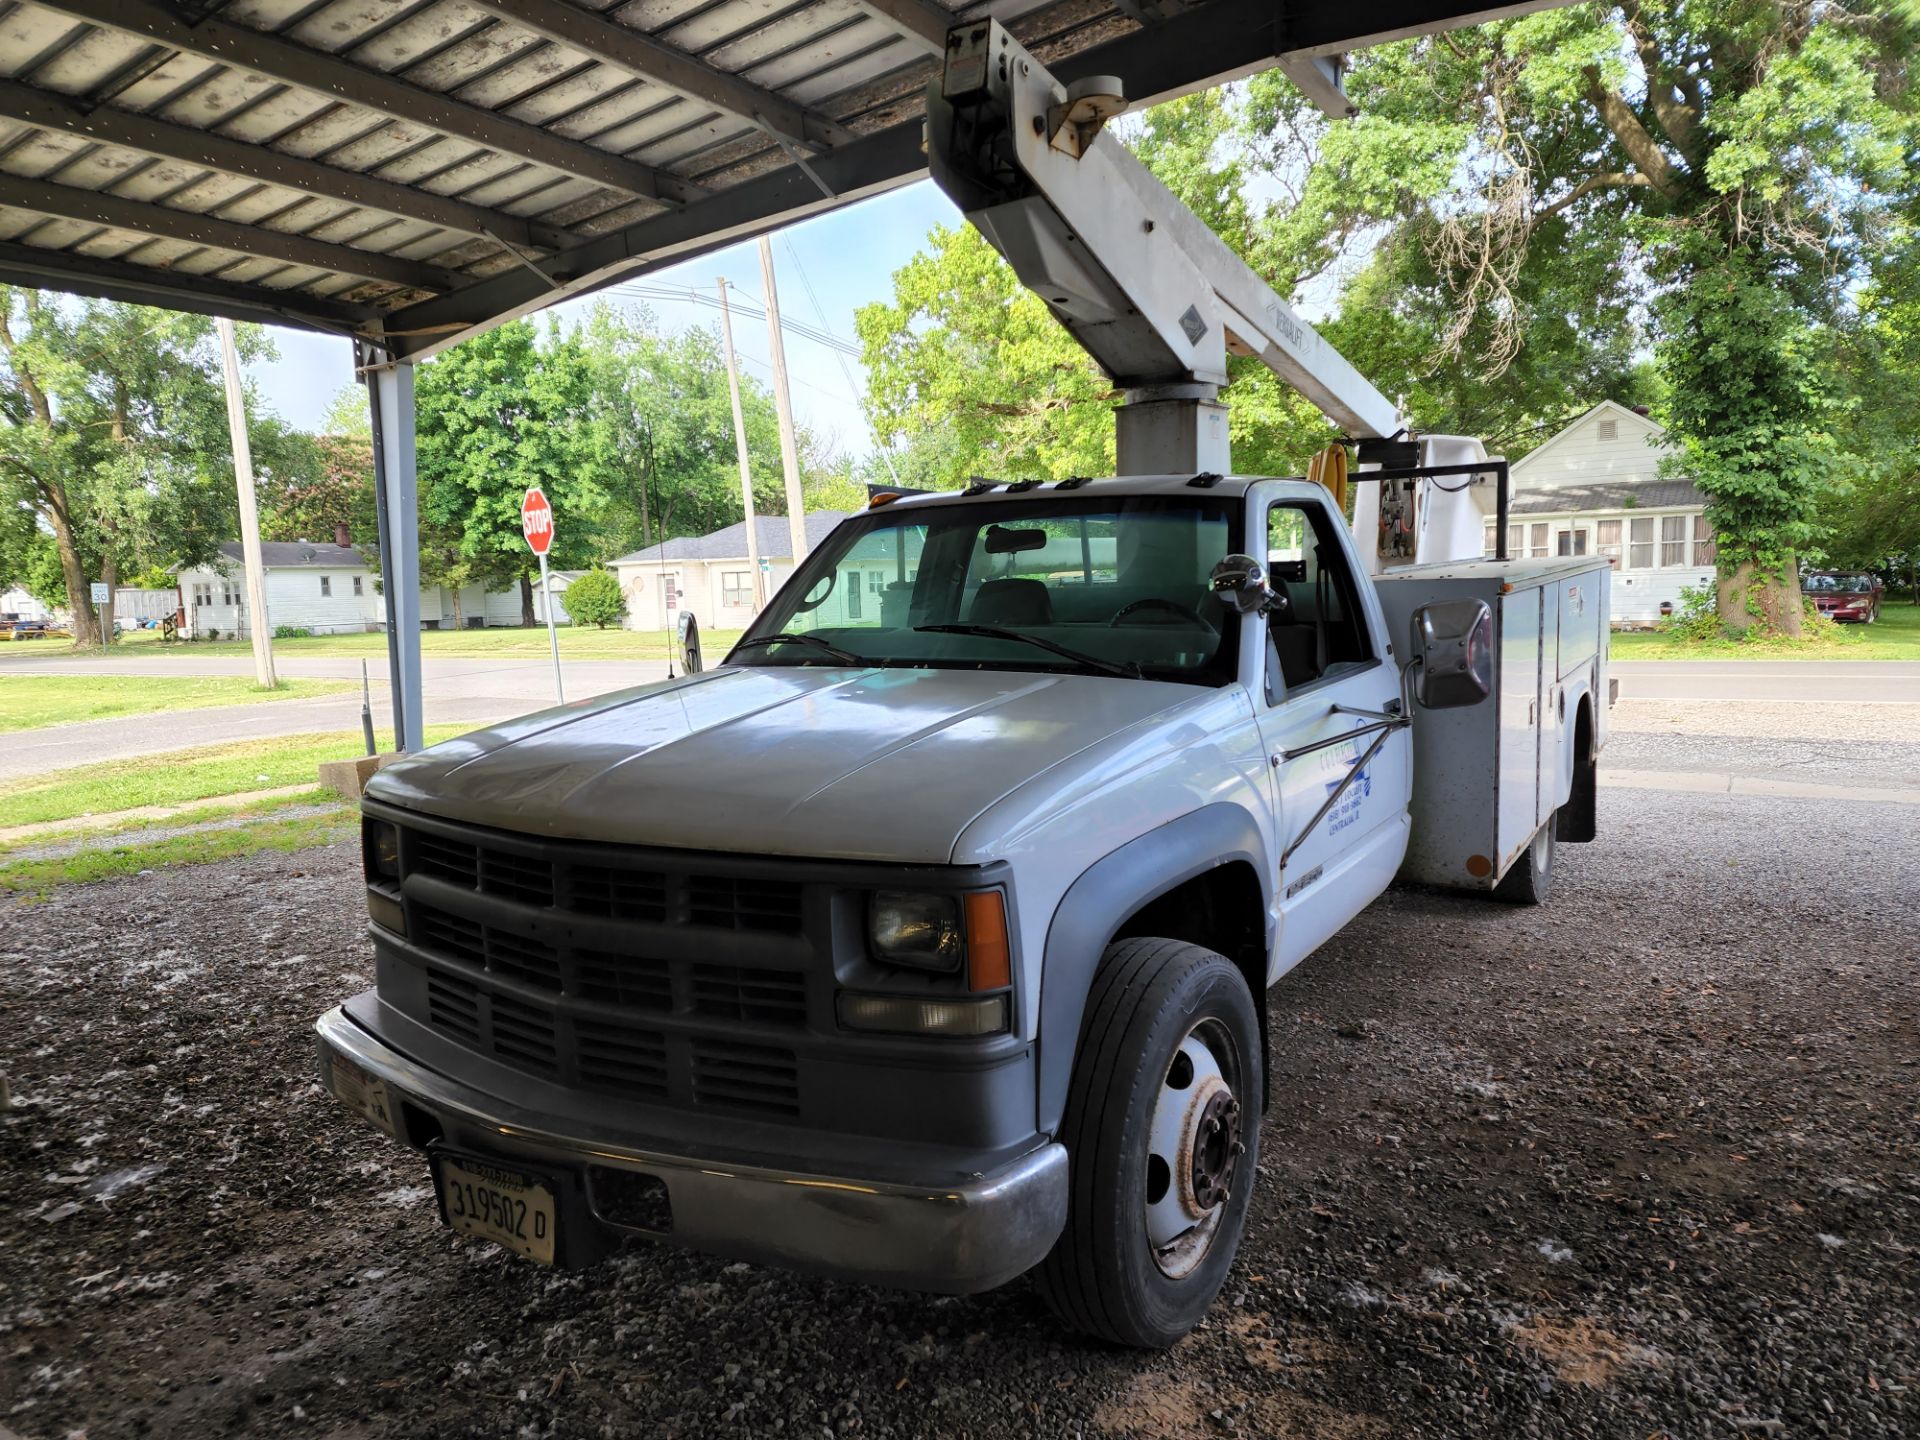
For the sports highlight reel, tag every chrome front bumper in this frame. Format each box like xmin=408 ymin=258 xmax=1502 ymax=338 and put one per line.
xmin=314 ymin=1005 xmax=1068 ymax=1294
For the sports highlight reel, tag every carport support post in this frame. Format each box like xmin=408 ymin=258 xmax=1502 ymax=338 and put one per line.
xmin=371 ymin=357 xmax=424 ymax=754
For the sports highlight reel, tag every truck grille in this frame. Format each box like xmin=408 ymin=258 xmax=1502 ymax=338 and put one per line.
xmin=391 ymin=820 xmax=813 ymax=1122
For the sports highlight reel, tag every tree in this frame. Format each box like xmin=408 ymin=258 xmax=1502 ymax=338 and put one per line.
xmin=562 ymin=566 xmax=625 ymax=628
xmin=1256 ymin=3 xmax=1913 ymax=632
xmin=0 ymin=290 xmax=259 ymax=644
xmin=415 ymin=318 xmax=614 ymax=625
xmin=579 ymin=303 xmax=804 ymax=556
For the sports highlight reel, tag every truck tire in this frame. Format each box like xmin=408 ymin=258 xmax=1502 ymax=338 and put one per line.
xmin=1035 ymin=937 xmax=1261 ymax=1349
xmin=1495 ymin=814 xmax=1556 ymax=905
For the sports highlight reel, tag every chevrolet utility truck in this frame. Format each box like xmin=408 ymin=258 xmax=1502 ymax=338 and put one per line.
xmin=316 ymin=22 xmax=1611 ymax=1348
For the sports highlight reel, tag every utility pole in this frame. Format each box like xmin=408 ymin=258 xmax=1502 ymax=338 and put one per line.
xmin=215 ymin=317 xmax=276 ymax=690
xmin=758 ymin=235 xmax=810 ymax=569
xmin=715 ymin=277 xmax=766 ymax=609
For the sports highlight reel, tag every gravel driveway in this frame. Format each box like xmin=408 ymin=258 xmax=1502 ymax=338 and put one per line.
xmin=1 ymin=769 xmax=1914 ymax=1439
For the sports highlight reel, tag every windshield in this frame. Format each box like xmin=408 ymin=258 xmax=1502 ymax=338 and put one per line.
xmin=729 ymin=494 xmax=1243 ymax=685
xmin=1804 ymin=573 xmax=1874 ymax=594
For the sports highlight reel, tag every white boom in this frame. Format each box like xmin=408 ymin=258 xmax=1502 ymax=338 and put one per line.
xmin=926 ymin=20 xmax=1401 ymax=475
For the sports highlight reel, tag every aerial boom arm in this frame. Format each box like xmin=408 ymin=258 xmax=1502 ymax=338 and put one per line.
xmin=926 ymin=20 xmax=1399 ymax=472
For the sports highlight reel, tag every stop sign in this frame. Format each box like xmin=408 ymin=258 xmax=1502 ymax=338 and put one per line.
xmin=521 ymin=487 xmax=554 ymax=556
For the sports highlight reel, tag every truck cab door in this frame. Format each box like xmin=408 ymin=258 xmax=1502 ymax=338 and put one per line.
xmin=1254 ymin=495 xmax=1414 ymax=974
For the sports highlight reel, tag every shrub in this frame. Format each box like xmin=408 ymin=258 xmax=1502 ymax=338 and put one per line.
xmin=563 ymin=567 xmax=626 ymax=629
xmin=273 ymin=625 xmax=313 ymax=639
xmin=1658 ymin=581 xmax=1723 ymax=642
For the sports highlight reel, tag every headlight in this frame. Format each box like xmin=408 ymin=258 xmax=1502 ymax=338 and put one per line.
xmin=364 ymin=819 xmax=400 ymax=882
xmin=869 ymin=892 xmax=962 ymax=972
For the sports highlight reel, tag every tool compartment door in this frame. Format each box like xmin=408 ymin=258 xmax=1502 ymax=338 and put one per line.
xmin=1497 ymin=586 xmax=1543 ymax=871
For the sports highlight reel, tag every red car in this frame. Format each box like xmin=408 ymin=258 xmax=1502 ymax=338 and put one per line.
xmin=1803 ymin=571 xmax=1884 ymax=623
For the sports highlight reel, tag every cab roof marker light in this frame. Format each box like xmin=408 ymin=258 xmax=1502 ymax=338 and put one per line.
xmin=868 ymin=490 xmax=902 ymax=507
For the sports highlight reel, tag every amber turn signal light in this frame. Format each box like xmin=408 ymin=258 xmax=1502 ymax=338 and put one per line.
xmin=964 ymin=890 xmax=1011 ymax=992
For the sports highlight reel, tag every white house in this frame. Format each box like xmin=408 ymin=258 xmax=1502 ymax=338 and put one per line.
xmin=1 ymin=587 xmax=50 ymax=622
xmin=176 ymin=540 xmax=381 ymax=637
xmin=1496 ymin=401 xmax=1716 ymax=625
xmin=612 ymin=512 xmax=853 ymax=632
xmin=177 ymin=541 xmax=575 ymax=637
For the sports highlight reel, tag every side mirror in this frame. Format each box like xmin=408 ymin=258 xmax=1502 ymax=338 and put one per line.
xmin=1409 ymin=599 xmax=1492 ymax=709
xmin=1209 ymin=554 xmax=1275 ymax=616
xmin=678 ymin=610 xmax=703 ymax=674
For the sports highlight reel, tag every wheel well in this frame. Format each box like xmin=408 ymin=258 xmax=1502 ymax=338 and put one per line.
xmin=1111 ymin=861 xmax=1268 ymax=1013
xmin=1556 ymin=695 xmax=1598 ymax=843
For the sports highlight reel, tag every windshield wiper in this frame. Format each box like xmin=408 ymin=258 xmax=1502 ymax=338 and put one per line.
xmin=914 ymin=623 xmax=1140 ymax=679
xmin=730 ymin=632 xmax=866 ymax=665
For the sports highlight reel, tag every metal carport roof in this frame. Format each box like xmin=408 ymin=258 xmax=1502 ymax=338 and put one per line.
xmin=0 ymin=0 xmax=1553 ymax=359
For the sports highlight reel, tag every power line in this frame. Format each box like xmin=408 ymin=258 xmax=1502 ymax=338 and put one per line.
xmin=609 ymin=280 xmax=863 ymax=359
xmin=784 ymin=236 xmax=900 ymax=484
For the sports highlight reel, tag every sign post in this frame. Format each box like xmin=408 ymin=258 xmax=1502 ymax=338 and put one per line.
xmin=89 ymin=580 xmax=109 ymax=649
xmin=521 ymin=486 xmax=564 ymax=705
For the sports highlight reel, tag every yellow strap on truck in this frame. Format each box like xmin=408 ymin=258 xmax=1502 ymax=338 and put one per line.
xmin=1307 ymin=443 xmax=1349 ymax=513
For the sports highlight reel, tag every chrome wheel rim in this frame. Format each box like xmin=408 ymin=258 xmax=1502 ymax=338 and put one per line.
xmin=1145 ymin=1020 xmax=1244 ymax=1279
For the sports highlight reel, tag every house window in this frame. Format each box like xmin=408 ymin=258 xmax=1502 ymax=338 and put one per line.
xmin=1529 ymin=523 xmax=1549 ymax=558
xmin=222 ymin=583 xmax=239 ymax=606
xmin=353 ymin=575 xmax=364 ymax=596
xmin=722 ymin=571 xmax=751 ymax=606
xmin=868 ymin=572 xmax=885 ymax=594
xmin=1596 ymin=519 xmax=1622 ymax=561
xmin=1629 ymin=517 xmax=1655 ymax=569
xmin=320 ymin=575 xmax=332 ymax=597
xmin=1661 ymin=515 xmax=1688 ymax=567
xmin=1692 ymin=515 xmax=1716 ymax=566
xmin=192 ymin=582 xmax=211 ymax=607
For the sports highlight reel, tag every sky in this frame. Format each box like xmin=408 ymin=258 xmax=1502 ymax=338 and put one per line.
xmin=251 ymin=179 xmax=966 ymax=463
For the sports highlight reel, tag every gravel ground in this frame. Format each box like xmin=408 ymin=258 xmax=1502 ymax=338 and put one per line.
xmin=1 ymin=744 xmax=1915 ymax=1440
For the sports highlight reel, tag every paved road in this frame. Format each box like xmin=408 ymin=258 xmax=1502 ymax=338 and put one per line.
xmin=0 ymin=655 xmax=670 ymax=782
xmin=1612 ymin=658 xmax=1920 ymax=702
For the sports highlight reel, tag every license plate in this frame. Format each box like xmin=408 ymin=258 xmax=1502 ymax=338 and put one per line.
xmin=435 ymin=1155 xmax=557 ymax=1265
xmin=327 ymin=1052 xmax=397 ymax=1139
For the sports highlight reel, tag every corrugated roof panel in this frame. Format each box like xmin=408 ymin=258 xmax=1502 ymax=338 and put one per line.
xmin=150 ymin=170 xmax=269 ymax=215
xmin=447 ymin=38 xmax=599 ymax=111
xmin=51 ymin=143 xmax=178 ymax=192
xmin=409 ymin=148 xmax=543 ymax=196
xmin=254 ymin=263 xmax=338 ymax=292
xmin=224 ymin=188 xmax=360 ymax=230
xmin=597 ymin=104 xmax=746 ymax=168
xmin=0 ymin=206 xmax=56 ymax=242
xmin=545 ymin=85 xmax=697 ymax=149
xmin=155 ymin=68 xmax=285 ymax=130
xmin=501 ymin=64 xmax=654 ymax=130
xmin=25 ymin=25 xmax=152 ymax=94
xmin=501 ymin=174 xmax=598 ymax=217
xmin=0 ymin=6 xmax=82 ymax=80
xmin=0 ymin=128 xmax=92 ymax=179
xmin=355 ymin=132 xmax=492 ymax=185
xmin=105 ymin=52 xmax=224 ymax=113
xmin=211 ymin=86 xmax=345 ymax=145
xmin=702 ymin=0 xmax=884 ymax=77
xmin=641 ymin=0 xmax=822 ymax=57
xmin=392 ymin=16 xmax=546 ymax=91
xmin=539 ymin=188 xmax=639 ymax=229
xmin=742 ymin=28 xmax=920 ymax=103
xmin=569 ymin=194 xmax=656 ymax=234
xmin=454 ymin=163 xmax=564 ymax=210
xmin=91 ymin=157 xmax=210 ymax=203
xmin=266 ymin=105 xmax=406 ymax=160
xmin=227 ymin=0 xmax=335 ymax=32
xmin=284 ymin=0 xmax=440 ymax=60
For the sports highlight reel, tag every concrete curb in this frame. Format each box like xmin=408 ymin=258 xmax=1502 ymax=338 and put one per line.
xmin=1601 ymin=767 xmax=1920 ymax=806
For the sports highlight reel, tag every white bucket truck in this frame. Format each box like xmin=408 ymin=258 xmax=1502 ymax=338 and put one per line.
xmin=315 ymin=21 xmax=1610 ymax=1348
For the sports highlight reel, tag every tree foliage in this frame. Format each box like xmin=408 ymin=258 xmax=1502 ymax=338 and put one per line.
xmin=0 ymin=290 xmax=269 ymax=643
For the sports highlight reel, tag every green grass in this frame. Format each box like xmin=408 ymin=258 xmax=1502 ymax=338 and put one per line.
xmin=0 ymin=787 xmax=337 ymax=854
xmin=1611 ymin=602 xmax=1920 ymax=660
xmin=0 ymin=725 xmax=469 ymax=829
xmin=0 ymin=807 xmax=356 ymax=900
xmin=0 ymin=673 xmax=351 ymax=732
xmin=101 ymin=625 xmax=743 ymax=661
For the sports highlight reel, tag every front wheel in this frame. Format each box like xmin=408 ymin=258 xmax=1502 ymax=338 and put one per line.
xmin=1035 ymin=938 xmax=1261 ymax=1349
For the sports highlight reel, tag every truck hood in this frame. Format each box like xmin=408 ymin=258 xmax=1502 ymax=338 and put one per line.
xmin=368 ymin=665 xmax=1206 ymax=864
